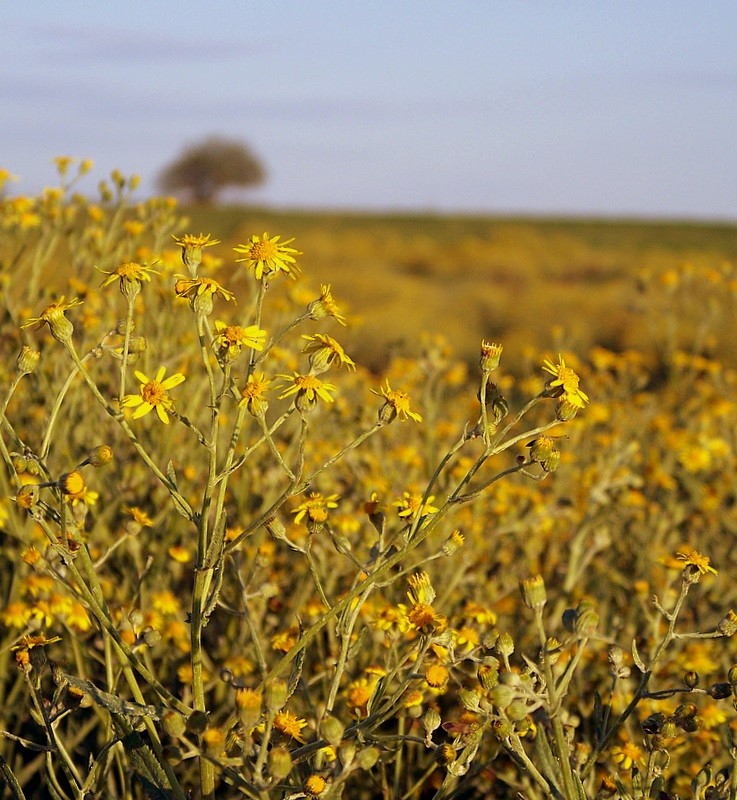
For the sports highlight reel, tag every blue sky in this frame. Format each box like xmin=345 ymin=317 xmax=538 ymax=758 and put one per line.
xmin=3 ymin=2 xmax=737 ymax=218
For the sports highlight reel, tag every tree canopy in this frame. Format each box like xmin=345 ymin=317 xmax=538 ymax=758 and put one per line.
xmin=157 ymin=137 xmax=266 ymax=204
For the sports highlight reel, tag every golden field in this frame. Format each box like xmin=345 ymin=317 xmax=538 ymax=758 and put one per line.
xmin=0 ymin=161 xmax=737 ymax=799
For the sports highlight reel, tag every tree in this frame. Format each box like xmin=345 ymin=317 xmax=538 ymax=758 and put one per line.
xmin=157 ymin=136 xmax=266 ymax=204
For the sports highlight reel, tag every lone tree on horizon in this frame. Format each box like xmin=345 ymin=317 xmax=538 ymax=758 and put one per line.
xmin=157 ymin=136 xmax=266 ymax=204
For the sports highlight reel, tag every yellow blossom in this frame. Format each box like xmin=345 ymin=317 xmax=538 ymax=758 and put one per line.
xmin=233 ymin=232 xmax=301 ymax=280
xmin=302 ymin=333 xmax=356 ymax=372
xmin=273 ymin=710 xmax=308 ymax=742
xmin=542 ymin=355 xmax=589 ymax=408
xmin=292 ymin=493 xmax=339 ymax=526
xmin=611 ymin=742 xmax=644 ymax=771
xmin=373 ymin=380 xmax=422 ymax=423
xmin=676 ymin=547 xmax=717 ymax=576
xmin=121 ymin=366 xmax=185 ymax=424
xmin=99 ymin=260 xmax=159 ymax=293
xmin=239 ymin=372 xmax=272 ymax=416
xmin=213 ymin=320 xmax=266 ymax=361
xmin=278 ymin=372 xmax=336 ymax=407
xmin=308 ymin=284 xmax=347 ymax=325
xmin=393 ymin=492 xmax=438 ymax=519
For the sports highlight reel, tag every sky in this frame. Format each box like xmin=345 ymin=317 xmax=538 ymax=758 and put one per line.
xmin=3 ymin=1 xmax=737 ymax=219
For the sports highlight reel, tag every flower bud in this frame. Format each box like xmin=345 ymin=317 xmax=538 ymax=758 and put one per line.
xmin=86 ymin=445 xmax=113 ymax=468
xmin=422 ymin=708 xmax=441 ymax=736
xmin=319 ymin=715 xmax=344 ymax=748
xmin=555 ymin=398 xmax=579 ymax=421
xmin=236 ymin=688 xmax=262 ymax=730
xmin=683 ymin=671 xmax=699 ymax=689
xmin=495 ymin=632 xmax=514 ymax=659
xmin=718 ymin=610 xmax=737 ymax=637
xmin=16 ymin=346 xmax=41 ymax=375
xmin=479 ymin=341 xmax=503 ymax=373
xmin=435 ymin=743 xmax=455 ymax=766
xmin=506 ymin=700 xmax=529 ymax=722
xmin=356 ymin=746 xmax=380 ymax=770
xmin=707 ymin=682 xmax=732 ymax=700
xmin=528 ymin=437 xmax=555 ymax=464
xmin=520 ymin=575 xmax=547 ymax=610
xmin=488 ymin=684 xmax=515 ymax=710
xmin=541 ymin=449 xmax=561 ymax=473
xmin=266 ymin=679 xmax=288 ymax=713
xmin=162 ymin=710 xmax=187 ymax=739
xmin=15 ymin=485 xmax=39 ymax=509
xmin=457 ymin=688 xmax=481 ymax=712
xmin=267 ymin=745 xmax=293 ymax=780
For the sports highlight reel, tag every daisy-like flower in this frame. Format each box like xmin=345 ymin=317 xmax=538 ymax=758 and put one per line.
xmin=99 ymin=261 xmax=159 ymax=297
xmin=307 ymin=284 xmax=347 ymax=326
xmin=213 ymin=320 xmax=266 ymax=362
xmin=22 ymin=296 xmax=84 ymax=344
xmin=239 ymin=371 xmax=272 ymax=417
xmin=373 ymin=380 xmax=422 ymax=423
xmin=121 ymin=366 xmax=185 ymax=424
xmin=676 ymin=546 xmax=718 ymax=576
xmin=393 ymin=492 xmax=438 ymax=519
xmin=398 ymin=575 xmax=447 ymax=635
xmin=611 ymin=742 xmax=644 ymax=771
xmin=233 ymin=232 xmax=301 ymax=281
xmin=302 ymin=334 xmax=356 ymax=373
xmin=542 ymin=355 xmax=589 ymax=408
xmin=278 ymin=372 xmax=336 ymax=408
xmin=172 ymin=233 xmax=220 ymax=273
xmin=273 ymin=710 xmax=308 ymax=742
xmin=292 ymin=492 xmax=340 ymax=526
xmin=174 ymin=276 xmax=235 ymax=303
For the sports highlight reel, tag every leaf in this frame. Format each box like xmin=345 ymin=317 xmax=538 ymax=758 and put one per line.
xmin=631 ymin=638 xmax=646 ymax=673
xmin=166 ymin=460 xmax=177 ymax=489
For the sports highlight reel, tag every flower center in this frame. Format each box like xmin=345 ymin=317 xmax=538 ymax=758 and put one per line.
xmin=250 ymin=240 xmax=278 ymax=260
xmin=117 ymin=262 xmax=141 ymax=278
xmin=142 ymin=381 xmax=166 ymax=405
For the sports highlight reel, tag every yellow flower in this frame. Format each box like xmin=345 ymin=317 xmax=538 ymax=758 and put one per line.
xmin=542 ymin=355 xmax=589 ymax=408
xmin=611 ymin=742 xmax=644 ymax=771
xmin=172 ymin=233 xmax=220 ymax=271
xmin=425 ymin=663 xmax=449 ymax=689
xmin=99 ymin=260 xmax=159 ymax=293
xmin=239 ymin=372 xmax=272 ymax=417
xmin=302 ymin=334 xmax=355 ymax=372
xmin=393 ymin=492 xmax=438 ymax=519
xmin=346 ymin=677 xmax=376 ymax=716
xmin=121 ymin=366 xmax=185 ymax=424
xmin=151 ymin=591 xmax=181 ymax=616
xmin=174 ymin=276 xmax=235 ymax=303
xmin=373 ymin=380 xmax=422 ymax=423
xmin=234 ymin=232 xmax=301 ymax=280
xmin=308 ymin=284 xmax=347 ymax=326
xmin=292 ymin=493 xmax=339 ymax=526
xmin=273 ymin=710 xmax=308 ymax=742
xmin=168 ymin=545 xmax=191 ymax=563
xmin=22 ymin=296 xmax=84 ymax=343
xmin=124 ymin=506 xmax=154 ymax=527
xmin=676 ymin=547 xmax=717 ymax=576
xmin=213 ymin=320 xmax=266 ymax=361
xmin=278 ymin=372 xmax=336 ymax=406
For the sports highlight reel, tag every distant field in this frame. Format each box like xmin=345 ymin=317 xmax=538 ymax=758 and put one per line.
xmin=183 ymin=206 xmax=737 ymax=368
